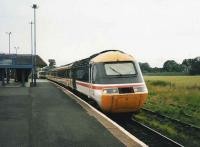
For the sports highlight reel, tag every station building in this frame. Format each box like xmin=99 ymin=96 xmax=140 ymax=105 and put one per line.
xmin=0 ymin=54 xmax=47 ymax=86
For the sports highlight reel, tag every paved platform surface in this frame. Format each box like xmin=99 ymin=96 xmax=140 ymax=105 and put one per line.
xmin=0 ymin=80 xmax=124 ymax=147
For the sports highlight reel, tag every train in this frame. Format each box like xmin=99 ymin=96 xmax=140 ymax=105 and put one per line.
xmin=47 ymin=50 xmax=148 ymax=113
xmin=38 ymin=71 xmax=47 ymax=79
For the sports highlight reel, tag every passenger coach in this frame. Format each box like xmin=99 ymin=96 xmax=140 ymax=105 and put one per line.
xmin=48 ymin=50 xmax=148 ymax=113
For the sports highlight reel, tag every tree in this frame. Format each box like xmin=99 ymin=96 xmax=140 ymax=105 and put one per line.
xmin=139 ymin=62 xmax=152 ymax=73
xmin=163 ymin=60 xmax=183 ymax=72
xmin=48 ymin=59 xmax=56 ymax=67
xmin=190 ymin=57 xmax=200 ymax=75
xmin=152 ymin=67 xmax=162 ymax=73
xmin=182 ymin=59 xmax=193 ymax=73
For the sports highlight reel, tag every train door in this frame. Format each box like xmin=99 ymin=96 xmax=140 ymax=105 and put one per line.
xmin=89 ymin=64 xmax=93 ymax=98
xmin=72 ymin=68 xmax=76 ymax=89
xmin=69 ymin=70 xmax=73 ymax=88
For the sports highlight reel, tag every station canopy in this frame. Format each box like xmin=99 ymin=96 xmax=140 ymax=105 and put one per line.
xmin=0 ymin=54 xmax=47 ymax=69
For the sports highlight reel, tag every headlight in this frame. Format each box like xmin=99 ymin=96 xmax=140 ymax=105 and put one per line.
xmin=134 ymin=86 xmax=148 ymax=92
xmin=103 ymin=88 xmax=119 ymax=94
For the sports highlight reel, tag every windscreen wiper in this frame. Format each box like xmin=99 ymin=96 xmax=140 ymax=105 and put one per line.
xmin=109 ymin=67 xmax=122 ymax=76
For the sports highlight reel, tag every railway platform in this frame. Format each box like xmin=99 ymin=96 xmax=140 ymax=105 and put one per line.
xmin=0 ymin=79 xmax=146 ymax=147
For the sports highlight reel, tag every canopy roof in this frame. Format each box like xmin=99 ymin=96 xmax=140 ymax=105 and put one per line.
xmin=0 ymin=54 xmax=47 ymax=69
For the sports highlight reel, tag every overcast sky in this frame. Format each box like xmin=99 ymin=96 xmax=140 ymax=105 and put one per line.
xmin=0 ymin=0 xmax=200 ymax=67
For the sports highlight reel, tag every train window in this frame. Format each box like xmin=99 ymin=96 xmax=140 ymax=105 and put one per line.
xmin=58 ymin=70 xmax=66 ymax=78
xmin=53 ymin=71 xmax=57 ymax=77
xmin=69 ymin=70 xmax=72 ymax=78
xmin=76 ymin=69 xmax=84 ymax=79
xmin=104 ymin=62 xmax=136 ymax=76
xmin=83 ymin=68 xmax=89 ymax=82
xmin=66 ymin=70 xmax=69 ymax=78
xmin=75 ymin=67 xmax=89 ymax=82
xmin=92 ymin=65 xmax=97 ymax=82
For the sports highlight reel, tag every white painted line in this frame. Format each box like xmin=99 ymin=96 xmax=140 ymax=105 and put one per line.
xmin=51 ymin=81 xmax=148 ymax=147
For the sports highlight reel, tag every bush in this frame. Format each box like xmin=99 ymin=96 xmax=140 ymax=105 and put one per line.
xmin=148 ymin=80 xmax=172 ymax=87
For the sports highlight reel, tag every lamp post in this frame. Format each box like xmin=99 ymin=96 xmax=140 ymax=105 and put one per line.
xmin=14 ymin=46 xmax=19 ymax=54
xmin=30 ymin=21 xmax=34 ymax=84
xmin=32 ymin=4 xmax=38 ymax=86
xmin=5 ymin=32 xmax=11 ymax=84
xmin=6 ymin=32 xmax=11 ymax=54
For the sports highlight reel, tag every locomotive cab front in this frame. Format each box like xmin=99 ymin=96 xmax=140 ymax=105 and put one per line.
xmin=90 ymin=53 xmax=148 ymax=113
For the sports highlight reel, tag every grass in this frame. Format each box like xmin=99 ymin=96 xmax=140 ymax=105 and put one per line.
xmin=134 ymin=112 xmax=193 ymax=146
xmin=136 ymin=76 xmax=200 ymax=147
xmin=135 ymin=113 xmax=177 ymax=136
xmin=144 ymin=76 xmax=200 ymax=127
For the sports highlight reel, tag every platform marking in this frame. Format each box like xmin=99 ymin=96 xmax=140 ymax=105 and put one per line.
xmin=51 ymin=81 xmax=148 ymax=147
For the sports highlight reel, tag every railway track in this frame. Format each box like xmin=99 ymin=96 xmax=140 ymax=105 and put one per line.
xmin=141 ymin=108 xmax=200 ymax=131
xmin=50 ymin=80 xmax=184 ymax=147
xmin=108 ymin=114 xmax=183 ymax=147
xmin=135 ymin=108 xmax=200 ymax=146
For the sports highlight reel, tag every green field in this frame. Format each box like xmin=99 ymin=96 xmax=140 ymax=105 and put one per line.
xmin=143 ymin=76 xmax=200 ymax=127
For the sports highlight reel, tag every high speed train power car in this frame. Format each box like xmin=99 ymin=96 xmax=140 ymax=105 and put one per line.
xmin=47 ymin=50 xmax=148 ymax=113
